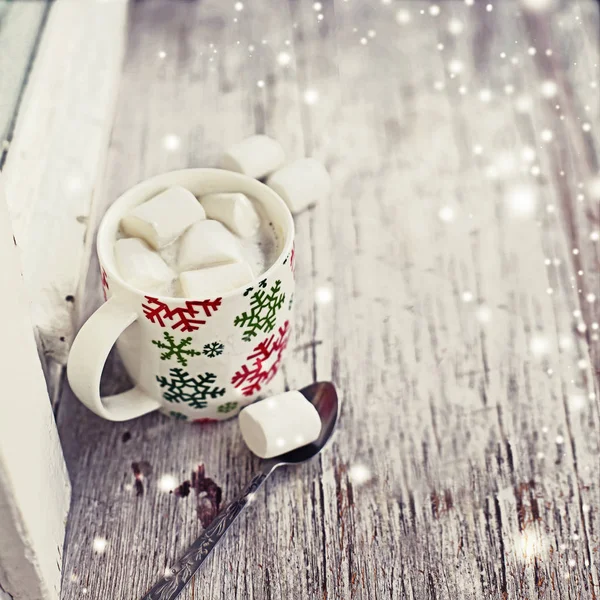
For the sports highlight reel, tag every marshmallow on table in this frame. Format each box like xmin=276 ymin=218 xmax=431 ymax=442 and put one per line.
xmin=220 ymin=135 xmax=285 ymax=179
xmin=120 ymin=186 xmax=205 ymax=249
xmin=200 ymin=192 xmax=261 ymax=238
xmin=180 ymin=262 xmax=254 ymax=297
xmin=239 ymin=390 xmax=322 ymax=459
xmin=266 ymin=158 xmax=330 ymax=214
xmin=115 ymin=238 xmax=176 ymax=292
xmin=177 ymin=219 xmax=244 ymax=272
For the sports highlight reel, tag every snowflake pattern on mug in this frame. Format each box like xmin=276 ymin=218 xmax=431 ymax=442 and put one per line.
xmin=101 ymin=267 xmax=110 ymax=301
xmin=233 ymin=280 xmax=285 ymax=341
xmin=157 ymin=368 xmax=226 ymax=409
xmin=202 ymin=341 xmax=225 ymax=358
xmin=143 ymin=296 xmax=222 ymax=332
xmin=217 ymin=402 xmax=239 ymax=414
xmin=283 ymin=243 xmax=296 ymax=274
xmin=231 ymin=320 xmax=290 ymax=396
xmin=152 ymin=332 xmax=201 ymax=366
xmin=169 ymin=411 xmax=188 ymax=421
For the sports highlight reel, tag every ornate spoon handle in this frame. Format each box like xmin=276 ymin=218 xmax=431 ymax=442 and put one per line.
xmin=142 ymin=469 xmax=270 ymax=600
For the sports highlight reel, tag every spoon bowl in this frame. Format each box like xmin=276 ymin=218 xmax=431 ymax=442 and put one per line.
xmin=264 ymin=381 xmax=339 ymax=470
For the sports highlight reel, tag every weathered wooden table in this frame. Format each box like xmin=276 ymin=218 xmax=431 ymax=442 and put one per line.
xmin=53 ymin=1 xmax=599 ymax=598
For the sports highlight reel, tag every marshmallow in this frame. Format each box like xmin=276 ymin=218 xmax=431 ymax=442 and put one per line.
xmin=180 ymin=262 xmax=254 ymax=297
xmin=177 ymin=219 xmax=244 ymax=271
xmin=220 ymin=135 xmax=285 ymax=179
xmin=239 ymin=390 xmax=322 ymax=459
xmin=114 ymin=238 xmax=176 ymax=291
xmin=120 ymin=186 xmax=205 ymax=249
xmin=266 ymin=158 xmax=330 ymax=214
xmin=200 ymin=192 xmax=261 ymax=238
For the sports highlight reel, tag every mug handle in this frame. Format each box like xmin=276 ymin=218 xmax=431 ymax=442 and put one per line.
xmin=67 ymin=296 xmax=161 ymax=421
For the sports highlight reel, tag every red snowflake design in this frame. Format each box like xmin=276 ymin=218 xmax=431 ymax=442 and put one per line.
xmin=231 ymin=320 xmax=290 ymax=396
xmin=193 ymin=418 xmax=218 ymax=425
xmin=142 ymin=296 xmax=222 ymax=332
xmin=284 ymin=244 xmax=296 ymax=274
xmin=289 ymin=245 xmax=296 ymax=274
xmin=101 ymin=267 xmax=109 ymax=301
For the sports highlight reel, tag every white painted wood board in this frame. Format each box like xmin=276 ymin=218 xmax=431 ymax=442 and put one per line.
xmin=1 ymin=0 xmax=129 ymax=368
xmin=0 ymin=174 xmax=70 ymax=600
xmin=0 ymin=0 xmax=48 ymax=145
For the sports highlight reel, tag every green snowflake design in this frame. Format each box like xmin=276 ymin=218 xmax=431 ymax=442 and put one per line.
xmin=288 ymin=292 xmax=294 ymax=311
xmin=152 ymin=332 xmax=201 ymax=366
xmin=217 ymin=402 xmax=238 ymax=414
xmin=156 ymin=368 xmax=226 ymax=409
xmin=202 ymin=341 xmax=224 ymax=358
xmin=169 ymin=411 xmax=188 ymax=421
xmin=233 ymin=279 xmax=285 ymax=342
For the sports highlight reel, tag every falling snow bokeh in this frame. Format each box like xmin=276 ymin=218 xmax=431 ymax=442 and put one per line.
xmin=48 ymin=0 xmax=600 ymax=595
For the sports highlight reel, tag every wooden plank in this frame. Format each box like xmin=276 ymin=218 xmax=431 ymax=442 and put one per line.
xmin=0 ymin=0 xmax=48 ymax=146
xmin=0 ymin=175 xmax=70 ymax=600
xmin=59 ymin=1 xmax=599 ymax=599
xmin=2 ymin=0 xmax=129 ymax=371
xmin=522 ymin=0 xmax=600 ymax=384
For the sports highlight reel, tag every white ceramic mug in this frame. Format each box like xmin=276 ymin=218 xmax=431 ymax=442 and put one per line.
xmin=67 ymin=169 xmax=295 ymax=422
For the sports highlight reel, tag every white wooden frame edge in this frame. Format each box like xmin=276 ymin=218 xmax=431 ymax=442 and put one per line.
xmin=0 ymin=0 xmax=129 ymax=598
xmin=2 ymin=0 xmax=130 ymax=368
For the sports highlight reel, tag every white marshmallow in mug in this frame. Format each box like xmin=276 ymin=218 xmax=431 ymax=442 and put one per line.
xmin=180 ymin=262 xmax=254 ymax=297
xmin=177 ymin=219 xmax=244 ymax=272
xmin=220 ymin=135 xmax=285 ymax=179
xmin=120 ymin=186 xmax=206 ymax=249
xmin=239 ymin=390 xmax=322 ymax=459
xmin=200 ymin=192 xmax=261 ymax=238
xmin=114 ymin=237 xmax=176 ymax=292
xmin=266 ymin=158 xmax=330 ymax=214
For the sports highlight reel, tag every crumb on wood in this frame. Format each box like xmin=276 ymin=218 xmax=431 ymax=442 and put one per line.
xmin=173 ymin=464 xmax=222 ymax=527
xmin=444 ymin=489 xmax=453 ymax=510
xmin=514 ymin=480 xmax=541 ymax=527
xmin=131 ymin=461 xmax=152 ymax=497
xmin=430 ymin=488 xmax=455 ymax=519
xmin=175 ymin=480 xmax=191 ymax=498
xmin=122 ymin=431 xmax=131 ymax=443
xmin=193 ymin=464 xmax=222 ymax=527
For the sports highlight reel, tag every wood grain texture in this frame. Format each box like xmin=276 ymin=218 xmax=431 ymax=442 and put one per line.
xmin=0 ymin=0 xmax=48 ymax=147
xmin=58 ymin=1 xmax=599 ymax=599
xmin=0 ymin=175 xmax=70 ymax=600
xmin=2 ymin=0 xmax=128 ymax=369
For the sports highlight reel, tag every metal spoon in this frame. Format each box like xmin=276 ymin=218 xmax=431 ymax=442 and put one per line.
xmin=142 ymin=381 xmax=339 ymax=600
